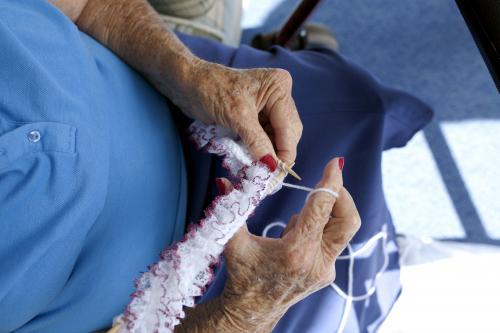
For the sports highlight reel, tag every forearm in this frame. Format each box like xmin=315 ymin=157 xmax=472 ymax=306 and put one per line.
xmin=52 ymin=0 xmax=199 ymax=104
xmin=175 ymin=296 xmax=281 ymax=333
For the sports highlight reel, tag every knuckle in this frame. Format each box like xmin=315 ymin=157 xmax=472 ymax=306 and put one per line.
xmin=271 ymin=68 xmax=293 ymax=87
xmin=346 ymin=211 xmax=362 ymax=235
xmin=339 ymin=226 xmax=354 ymax=243
xmin=272 ymin=68 xmax=292 ymax=80
xmin=300 ymin=219 xmax=316 ymax=236
xmin=352 ymin=213 xmax=362 ymax=231
xmin=296 ymin=121 xmax=304 ymax=137
xmin=308 ymin=206 xmax=326 ymax=224
xmin=310 ymin=196 xmax=333 ymax=218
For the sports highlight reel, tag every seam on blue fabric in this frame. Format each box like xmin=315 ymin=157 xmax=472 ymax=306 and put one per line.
xmin=0 ymin=151 xmax=77 ymax=174
xmin=386 ymin=111 xmax=423 ymax=130
xmin=169 ymin=136 xmax=187 ymax=245
xmin=301 ymin=108 xmax=388 ymax=116
xmin=384 ymin=108 xmax=433 ymax=147
xmin=0 ymin=122 xmax=77 ymax=172
xmin=1 ymin=14 xmax=80 ymax=103
xmin=0 ymin=118 xmax=8 ymax=134
xmin=68 ymin=126 xmax=76 ymax=153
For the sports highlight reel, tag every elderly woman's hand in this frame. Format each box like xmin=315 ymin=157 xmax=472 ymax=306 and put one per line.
xmin=173 ymin=60 xmax=303 ymax=163
xmin=216 ymin=158 xmax=361 ymax=332
xmin=67 ymin=0 xmax=302 ymax=163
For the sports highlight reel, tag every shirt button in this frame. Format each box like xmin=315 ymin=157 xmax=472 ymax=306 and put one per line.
xmin=28 ymin=130 xmax=41 ymax=143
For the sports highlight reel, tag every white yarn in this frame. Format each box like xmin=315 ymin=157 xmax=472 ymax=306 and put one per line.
xmin=281 ymin=182 xmax=314 ymax=192
xmin=113 ymin=121 xmax=285 ymax=332
xmin=331 ymin=229 xmax=389 ymax=302
xmin=337 ymin=243 xmax=354 ymax=333
xmin=282 ymin=183 xmax=339 ymax=202
xmin=261 ymin=221 xmax=288 ymax=237
xmin=306 ymin=187 xmax=339 ymax=201
xmin=332 ymin=230 xmax=388 ymax=333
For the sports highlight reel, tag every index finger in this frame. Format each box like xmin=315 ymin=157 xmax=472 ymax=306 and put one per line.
xmin=262 ymin=69 xmax=302 ymax=164
xmin=267 ymin=94 xmax=302 ymax=164
xmin=294 ymin=158 xmax=344 ymax=239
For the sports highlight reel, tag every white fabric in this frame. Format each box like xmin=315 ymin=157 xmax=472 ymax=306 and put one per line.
xmin=113 ymin=121 xmax=284 ymax=332
xmin=379 ymin=236 xmax=500 ymax=332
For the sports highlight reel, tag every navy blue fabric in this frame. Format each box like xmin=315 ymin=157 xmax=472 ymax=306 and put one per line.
xmin=178 ymin=33 xmax=432 ymax=332
xmin=0 ymin=1 xmax=186 ymax=332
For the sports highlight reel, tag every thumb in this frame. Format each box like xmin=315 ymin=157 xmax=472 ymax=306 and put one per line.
xmin=235 ymin=116 xmax=276 ymax=161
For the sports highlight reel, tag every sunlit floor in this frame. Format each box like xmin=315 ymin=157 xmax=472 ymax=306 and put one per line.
xmin=383 ymin=120 xmax=500 ymax=242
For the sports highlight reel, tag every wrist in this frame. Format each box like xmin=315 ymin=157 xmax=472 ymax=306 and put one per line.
xmin=154 ymin=50 xmax=201 ymax=98
xmin=172 ymin=53 xmax=204 ymax=93
xmin=220 ymin=291 xmax=287 ymax=333
xmin=176 ymin=56 xmax=206 ymax=98
xmin=157 ymin=53 xmax=207 ymax=114
xmin=175 ymin=295 xmax=271 ymax=333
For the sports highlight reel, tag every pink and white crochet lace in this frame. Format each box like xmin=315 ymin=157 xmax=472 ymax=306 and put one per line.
xmin=113 ymin=121 xmax=285 ymax=332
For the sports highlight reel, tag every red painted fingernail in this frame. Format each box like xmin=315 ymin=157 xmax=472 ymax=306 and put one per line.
xmin=259 ymin=154 xmax=277 ymax=172
xmin=338 ymin=157 xmax=345 ymax=171
xmin=215 ymin=178 xmax=226 ymax=195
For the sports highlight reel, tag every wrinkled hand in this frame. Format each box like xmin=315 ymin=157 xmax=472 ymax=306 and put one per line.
xmin=216 ymin=158 xmax=361 ymax=332
xmin=176 ymin=59 xmax=303 ymax=163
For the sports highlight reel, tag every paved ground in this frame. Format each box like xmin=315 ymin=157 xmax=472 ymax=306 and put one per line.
xmin=242 ymin=0 xmax=500 ymax=246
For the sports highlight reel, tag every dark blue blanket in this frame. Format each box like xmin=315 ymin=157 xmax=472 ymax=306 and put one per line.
xmin=178 ymin=33 xmax=432 ymax=332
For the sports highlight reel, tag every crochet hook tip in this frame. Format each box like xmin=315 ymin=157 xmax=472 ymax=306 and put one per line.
xmin=287 ymin=168 xmax=302 ymax=181
xmin=278 ymin=160 xmax=302 ymax=180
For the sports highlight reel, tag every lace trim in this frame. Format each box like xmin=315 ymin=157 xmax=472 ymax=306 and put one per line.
xmin=114 ymin=121 xmax=285 ymax=332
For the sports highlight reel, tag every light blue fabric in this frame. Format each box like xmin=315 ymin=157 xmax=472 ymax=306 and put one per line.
xmin=0 ymin=1 xmax=187 ymax=332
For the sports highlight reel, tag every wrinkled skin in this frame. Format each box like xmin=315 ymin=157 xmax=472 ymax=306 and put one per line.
xmin=54 ymin=0 xmax=303 ymax=163
xmin=176 ymin=61 xmax=303 ymax=163
xmin=210 ymin=158 xmax=361 ymax=332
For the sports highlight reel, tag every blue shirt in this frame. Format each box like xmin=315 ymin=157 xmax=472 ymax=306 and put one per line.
xmin=0 ymin=1 xmax=187 ymax=332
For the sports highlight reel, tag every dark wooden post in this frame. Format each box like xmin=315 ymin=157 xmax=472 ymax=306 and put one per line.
xmin=276 ymin=0 xmax=324 ymax=47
